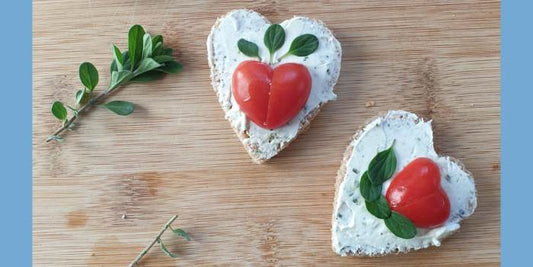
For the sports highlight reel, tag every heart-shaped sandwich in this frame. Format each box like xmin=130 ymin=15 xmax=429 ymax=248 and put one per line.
xmin=332 ymin=110 xmax=477 ymax=256
xmin=207 ymin=9 xmax=342 ymax=163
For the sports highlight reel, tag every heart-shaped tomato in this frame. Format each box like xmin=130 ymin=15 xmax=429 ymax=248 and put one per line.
xmin=232 ymin=60 xmax=311 ymax=129
xmin=385 ymin=157 xmax=450 ymax=228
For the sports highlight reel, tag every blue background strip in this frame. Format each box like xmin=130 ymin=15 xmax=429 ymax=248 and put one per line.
xmin=501 ymin=1 xmax=532 ymax=266
xmin=0 ymin=0 xmax=32 ymax=266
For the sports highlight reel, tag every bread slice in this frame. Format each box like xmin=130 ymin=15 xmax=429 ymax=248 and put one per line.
xmin=207 ymin=9 xmax=342 ymax=163
xmin=331 ymin=110 xmax=477 ymax=256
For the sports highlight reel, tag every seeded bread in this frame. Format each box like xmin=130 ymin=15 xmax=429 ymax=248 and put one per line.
xmin=332 ymin=110 xmax=477 ymax=256
xmin=207 ymin=9 xmax=342 ymax=163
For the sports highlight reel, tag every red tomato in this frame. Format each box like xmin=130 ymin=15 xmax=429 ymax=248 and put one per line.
xmin=232 ymin=61 xmax=311 ymax=129
xmin=385 ymin=157 xmax=450 ymax=228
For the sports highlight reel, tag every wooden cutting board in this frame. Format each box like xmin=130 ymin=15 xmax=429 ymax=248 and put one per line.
xmin=33 ymin=0 xmax=500 ymax=266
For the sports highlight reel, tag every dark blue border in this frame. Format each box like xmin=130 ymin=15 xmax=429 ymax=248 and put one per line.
xmin=0 ymin=1 xmax=32 ymax=265
xmin=502 ymin=1 xmax=532 ymax=266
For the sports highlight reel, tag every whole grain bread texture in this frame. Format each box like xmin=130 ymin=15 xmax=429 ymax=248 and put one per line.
xmin=207 ymin=9 xmax=342 ymax=163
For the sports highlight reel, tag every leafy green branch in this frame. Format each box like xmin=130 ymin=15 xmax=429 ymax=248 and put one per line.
xmin=47 ymin=25 xmax=182 ymax=142
xmin=128 ymin=215 xmax=191 ymax=267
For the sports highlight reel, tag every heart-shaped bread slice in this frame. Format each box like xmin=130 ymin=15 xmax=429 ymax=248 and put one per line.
xmin=207 ymin=9 xmax=342 ymax=163
xmin=332 ymin=110 xmax=477 ymax=256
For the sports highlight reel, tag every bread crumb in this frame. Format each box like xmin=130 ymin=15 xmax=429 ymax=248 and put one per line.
xmin=365 ymin=101 xmax=375 ymax=108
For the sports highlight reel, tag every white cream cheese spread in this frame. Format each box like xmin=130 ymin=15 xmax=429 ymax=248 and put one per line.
xmin=332 ymin=110 xmax=477 ymax=256
xmin=207 ymin=9 xmax=342 ymax=160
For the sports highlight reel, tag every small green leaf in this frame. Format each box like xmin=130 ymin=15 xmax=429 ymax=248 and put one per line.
xmin=75 ymin=89 xmax=90 ymax=106
xmin=112 ymin=44 xmax=123 ymax=71
xmin=51 ymin=101 xmax=67 ymax=121
xmin=110 ymin=51 xmax=130 ymax=73
xmin=157 ymin=60 xmax=182 ymax=74
xmin=287 ymin=34 xmax=319 ymax=57
xmin=367 ymin=141 xmax=397 ymax=185
xmin=237 ymin=39 xmax=260 ymax=60
xmin=152 ymin=35 xmax=163 ymax=48
xmin=110 ymin=70 xmax=134 ymax=90
xmin=161 ymin=47 xmax=173 ymax=56
xmin=135 ymin=58 xmax=161 ymax=75
xmin=384 ymin=211 xmax=417 ymax=239
xmin=365 ymin=195 xmax=391 ymax=219
xmin=103 ymin=101 xmax=134 ymax=116
xmin=142 ymin=33 xmax=153 ymax=59
xmin=122 ymin=52 xmax=132 ymax=71
xmin=75 ymin=90 xmax=84 ymax=104
xmin=131 ymin=70 xmax=165 ymax=82
xmin=128 ymin=25 xmax=146 ymax=70
xmin=359 ymin=172 xmax=382 ymax=202
xmin=170 ymin=226 xmax=191 ymax=241
xmin=159 ymin=240 xmax=178 ymax=258
xmin=79 ymin=62 xmax=99 ymax=91
xmin=152 ymin=42 xmax=163 ymax=56
xmin=264 ymin=24 xmax=285 ymax=55
xmin=153 ymin=55 xmax=174 ymax=63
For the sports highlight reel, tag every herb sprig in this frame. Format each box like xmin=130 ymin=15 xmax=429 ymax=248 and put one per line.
xmin=48 ymin=24 xmax=182 ymax=142
xmin=237 ymin=24 xmax=319 ymax=64
xmin=128 ymin=215 xmax=190 ymax=266
xmin=358 ymin=141 xmax=417 ymax=239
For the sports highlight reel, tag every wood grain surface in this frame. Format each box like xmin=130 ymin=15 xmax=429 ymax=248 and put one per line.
xmin=33 ymin=0 xmax=500 ymax=266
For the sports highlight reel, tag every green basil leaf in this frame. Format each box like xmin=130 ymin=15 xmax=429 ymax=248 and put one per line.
xmin=103 ymin=101 xmax=134 ymax=116
xmin=161 ymin=47 xmax=173 ymax=56
xmin=159 ymin=240 xmax=178 ymax=258
xmin=128 ymin=24 xmax=145 ymax=70
xmin=142 ymin=33 xmax=152 ymax=59
xmin=359 ymin=172 xmax=382 ymax=202
xmin=367 ymin=141 xmax=397 ymax=185
xmin=110 ymin=70 xmax=134 ymax=90
xmin=152 ymin=35 xmax=163 ymax=48
xmin=79 ymin=62 xmax=99 ymax=91
xmin=153 ymin=55 xmax=174 ymax=63
xmin=112 ymin=44 xmax=123 ymax=71
xmin=264 ymin=24 xmax=285 ymax=54
xmin=134 ymin=58 xmax=161 ymax=75
xmin=237 ymin=39 xmax=260 ymax=59
xmin=365 ymin=195 xmax=391 ymax=219
xmin=288 ymin=34 xmax=319 ymax=57
xmin=131 ymin=70 xmax=165 ymax=83
xmin=170 ymin=227 xmax=191 ymax=241
xmin=51 ymin=101 xmax=67 ymax=121
xmin=157 ymin=60 xmax=182 ymax=74
xmin=384 ymin=211 xmax=417 ymax=239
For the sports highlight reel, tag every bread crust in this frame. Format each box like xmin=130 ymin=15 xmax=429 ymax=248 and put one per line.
xmin=331 ymin=110 xmax=477 ymax=256
xmin=207 ymin=9 xmax=341 ymax=163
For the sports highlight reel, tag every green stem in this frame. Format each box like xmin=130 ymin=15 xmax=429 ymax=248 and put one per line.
xmin=278 ymin=51 xmax=291 ymax=61
xmin=46 ymin=86 xmax=114 ymax=142
xmin=128 ymin=215 xmax=179 ymax=267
